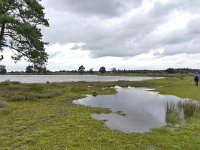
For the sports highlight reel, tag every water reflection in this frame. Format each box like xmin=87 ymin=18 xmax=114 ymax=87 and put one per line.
xmin=74 ymin=87 xmax=199 ymax=133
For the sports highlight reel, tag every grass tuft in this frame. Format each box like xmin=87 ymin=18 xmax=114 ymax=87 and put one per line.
xmin=0 ymin=100 xmax=6 ymax=108
xmin=166 ymin=101 xmax=181 ymax=124
xmin=178 ymin=101 xmax=200 ymax=118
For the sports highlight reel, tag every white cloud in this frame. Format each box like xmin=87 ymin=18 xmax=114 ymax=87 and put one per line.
xmin=45 ymin=43 xmax=200 ymax=71
xmin=0 ymin=49 xmax=29 ymax=71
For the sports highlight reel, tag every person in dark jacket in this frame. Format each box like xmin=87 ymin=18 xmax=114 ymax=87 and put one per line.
xmin=194 ymin=73 xmax=199 ymax=86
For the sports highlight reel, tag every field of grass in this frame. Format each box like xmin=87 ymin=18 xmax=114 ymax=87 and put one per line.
xmin=0 ymin=76 xmax=200 ymax=149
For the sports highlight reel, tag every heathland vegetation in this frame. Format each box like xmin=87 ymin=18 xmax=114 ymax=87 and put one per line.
xmin=0 ymin=76 xmax=200 ymax=149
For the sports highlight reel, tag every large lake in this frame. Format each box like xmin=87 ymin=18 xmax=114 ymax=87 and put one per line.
xmin=0 ymin=75 xmax=161 ymax=83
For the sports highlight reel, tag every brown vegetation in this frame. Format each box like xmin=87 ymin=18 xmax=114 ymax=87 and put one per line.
xmin=0 ymin=99 xmax=6 ymax=108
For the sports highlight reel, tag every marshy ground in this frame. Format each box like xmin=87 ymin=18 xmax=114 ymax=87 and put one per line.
xmin=0 ymin=76 xmax=200 ymax=149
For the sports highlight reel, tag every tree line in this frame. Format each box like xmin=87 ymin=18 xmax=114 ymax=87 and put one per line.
xmin=0 ymin=64 xmax=199 ymax=75
xmin=57 ymin=66 xmax=200 ymax=75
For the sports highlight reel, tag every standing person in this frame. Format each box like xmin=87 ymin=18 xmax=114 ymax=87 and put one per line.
xmin=194 ymin=72 xmax=199 ymax=86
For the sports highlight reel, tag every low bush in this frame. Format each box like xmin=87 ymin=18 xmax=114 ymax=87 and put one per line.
xmin=0 ymin=100 xmax=6 ymax=108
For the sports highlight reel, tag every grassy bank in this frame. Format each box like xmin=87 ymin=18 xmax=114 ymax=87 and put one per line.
xmin=0 ymin=76 xmax=200 ymax=149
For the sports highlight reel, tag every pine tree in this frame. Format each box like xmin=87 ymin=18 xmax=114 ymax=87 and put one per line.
xmin=0 ymin=0 xmax=49 ymax=67
xmin=99 ymin=66 xmax=106 ymax=74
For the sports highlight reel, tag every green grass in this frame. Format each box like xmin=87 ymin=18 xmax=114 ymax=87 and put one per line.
xmin=166 ymin=101 xmax=182 ymax=125
xmin=145 ymin=76 xmax=200 ymax=100
xmin=0 ymin=76 xmax=200 ymax=149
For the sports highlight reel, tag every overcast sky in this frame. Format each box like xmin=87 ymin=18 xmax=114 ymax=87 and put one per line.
xmin=2 ymin=0 xmax=200 ymax=71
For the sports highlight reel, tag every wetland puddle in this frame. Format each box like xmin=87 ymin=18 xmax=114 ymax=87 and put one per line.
xmin=74 ymin=87 xmax=200 ymax=133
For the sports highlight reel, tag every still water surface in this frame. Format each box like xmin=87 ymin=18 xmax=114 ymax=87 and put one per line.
xmin=74 ymin=87 xmax=189 ymax=133
xmin=0 ymin=75 xmax=161 ymax=83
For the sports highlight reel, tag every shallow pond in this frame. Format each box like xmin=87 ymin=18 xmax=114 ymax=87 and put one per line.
xmin=0 ymin=75 xmax=161 ymax=83
xmin=74 ymin=87 xmax=199 ymax=133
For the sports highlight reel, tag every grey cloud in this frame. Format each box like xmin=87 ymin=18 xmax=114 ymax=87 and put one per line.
xmin=46 ymin=0 xmax=142 ymax=18
xmin=71 ymin=44 xmax=82 ymax=50
xmin=80 ymin=12 xmax=168 ymax=57
xmin=135 ymin=26 xmax=200 ymax=56
xmin=150 ymin=0 xmax=200 ymax=17
xmin=150 ymin=1 xmax=175 ymax=17
xmin=163 ymin=39 xmax=200 ymax=55
xmin=42 ymin=0 xmax=200 ymax=59
xmin=156 ymin=30 xmax=193 ymax=46
xmin=187 ymin=17 xmax=200 ymax=34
